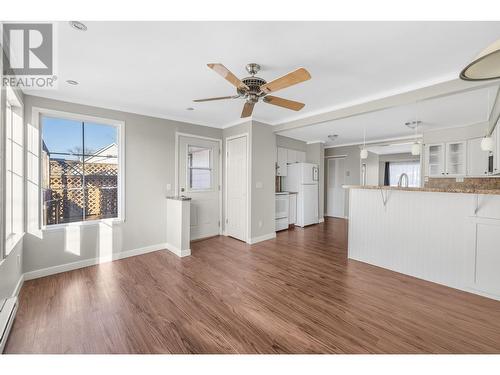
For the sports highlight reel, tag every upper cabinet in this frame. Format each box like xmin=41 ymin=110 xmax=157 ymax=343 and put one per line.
xmin=467 ymin=138 xmax=490 ymax=176
xmin=425 ymin=141 xmax=466 ymax=177
xmin=277 ymin=147 xmax=288 ymax=176
xmin=276 ymin=147 xmax=306 ymax=176
xmin=445 ymin=141 xmax=467 ymax=177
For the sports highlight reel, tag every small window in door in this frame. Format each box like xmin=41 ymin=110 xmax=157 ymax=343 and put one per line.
xmin=188 ymin=146 xmax=212 ymax=190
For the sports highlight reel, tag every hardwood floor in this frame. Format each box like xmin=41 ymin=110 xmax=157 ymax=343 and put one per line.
xmin=5 ymin=218 xmax=500 ymax=353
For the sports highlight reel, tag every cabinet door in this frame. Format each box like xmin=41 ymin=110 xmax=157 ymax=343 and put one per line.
xmin=494 ymin=126 xmax=500 ymax=175
xmin=470 ymin=219 xmax=500 ymax=297
xmin=277 ymin=147 xmax=288 ymax=176
xmin=287 ymin=149 xmax=297 ymax=165
xmin=297 ymin=151 xmax=306 ymax=163
xmin=425 ymin=143 xmax=445 ymax=177
xmin=445 ymin=141 xmax=467 ymax=176
xmin=467 ymin=138 xmax=489 ymax=176
xmin=289 ymin=194 xmax=297 ymax=224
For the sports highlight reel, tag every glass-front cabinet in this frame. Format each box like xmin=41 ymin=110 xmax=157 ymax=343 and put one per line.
xmin=425 ymin=141 xmax=467 ymax=177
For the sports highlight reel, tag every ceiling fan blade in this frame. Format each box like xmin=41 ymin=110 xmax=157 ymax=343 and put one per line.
xmin=241 ymin=102 xmax=255 ymax=118
xmin=207 ymin=63 xmax=249 ymax=91
xmin=260 ymin=68 xmax=311 ymax=94
xmin=263 ymin=95 xmax=305 ymax=111
xmin=193 ymin=95 xmax=239 ymax=102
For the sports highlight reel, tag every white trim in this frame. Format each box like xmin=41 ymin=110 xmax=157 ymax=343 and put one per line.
xmin=31 ymin=107 xmax=126 ymax=231
xmin=325 ymin=134 xmax=422 ymax=149
xmin=248 ymin=232 xmax=276 ymax=245
xmin=175 ymin=132 xmax=223 ymax=236
xmin=307 ymin=140 xmax=326 ymax=145
xmin=23 ymin=242 xmax=168 ymax=281
xmin=11 ymin=274 xmax=24 ymax=297
xmin=224 ymin=133 xmax=251 ymax=243
xmin=220 ymin=118 xmax=252 ymax=129
xmin=319 ymin=217 xmax=325 ymax=223
xmin=165 ymin=242 xmax=191 ymax=258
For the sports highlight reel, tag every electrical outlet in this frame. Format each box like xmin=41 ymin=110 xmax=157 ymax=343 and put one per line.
xmin=258 ymin=220 xmax=263 ymax=228
xmin=17 ymin=254 xmax=21 ymax=266
xmin=456 ymin=177 xmax=464 ymax=183
xmin=166 ymin=183 xmax=172 ymax=191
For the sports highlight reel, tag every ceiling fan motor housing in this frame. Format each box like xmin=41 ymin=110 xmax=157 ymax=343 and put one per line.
xmin=239 ymin=76 xmax=267 ymax=97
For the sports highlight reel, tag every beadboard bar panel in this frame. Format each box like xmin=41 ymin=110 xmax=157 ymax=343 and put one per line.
xmin=348 ymin=188 xmax=500 ymax=300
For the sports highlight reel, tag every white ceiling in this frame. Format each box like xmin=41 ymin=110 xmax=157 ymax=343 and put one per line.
xmin=26 ymin=21 xmax=500 ymax=129
xmin=279 ymin=86 xmax=499 ymax=146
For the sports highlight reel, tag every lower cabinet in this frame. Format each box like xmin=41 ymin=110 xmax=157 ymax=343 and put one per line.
xmin=469 ymin=217 xmax=500 ymax=298
xmin=289 ymin=194 xmax=297 ymax=225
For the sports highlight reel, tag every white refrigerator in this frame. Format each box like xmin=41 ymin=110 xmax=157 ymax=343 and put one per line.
xmin=285 ymin=163 xmax=319 ymax=227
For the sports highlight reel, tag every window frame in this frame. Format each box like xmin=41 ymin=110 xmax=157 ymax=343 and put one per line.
xmin=2 ymin=87 xmax=24 ymax=258
xmin=186 ymin=145 xmax=214 ymax=192
xmin=33 ymin=108 xmax=125 ymax=231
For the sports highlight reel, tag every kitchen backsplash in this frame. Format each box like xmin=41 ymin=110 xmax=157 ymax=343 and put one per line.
xmin=425 ymin=177 xmax=500 ymax=190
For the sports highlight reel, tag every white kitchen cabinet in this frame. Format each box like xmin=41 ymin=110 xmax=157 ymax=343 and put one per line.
xmin=289 ymin=193 xmax=297 ymax=225
xmin=425 ymin=143 xmax=445 ymax=177
xmin=276 ymin=147 xmax=288 ymax=176
xmin=467 ymin=138 xmax=490 ymax=176
xmin=494 ymin=126 xmax=500 ymax=175
xmin=286 ymin=149 xmax=297 ymax=165
xmin=470 ymin=218 xmax=500 ymax=298
xmin=445 ymin=141 xmax=467 ymax=177
xmin=424 ymin=142 xmax=466 ymax=177
xmin=275 ymin=193 xmax=289 ymax=231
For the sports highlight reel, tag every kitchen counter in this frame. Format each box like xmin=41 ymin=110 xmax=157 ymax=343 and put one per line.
xmin=275 ymin=191 xmax=298 ymax=195
xmin=343 ymin=184 xmax=500 ymax=195
xmin=347 ymin=186 xmax=500 ymax=301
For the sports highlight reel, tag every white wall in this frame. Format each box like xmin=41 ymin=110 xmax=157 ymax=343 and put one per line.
xmin=0 ymin=58 xmax=25 ymax=299
xmin=22 ymin=95 xmax=222 ymax=275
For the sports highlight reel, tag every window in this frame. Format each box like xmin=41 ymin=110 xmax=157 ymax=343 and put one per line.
xmin=41 ymin=115 xmax=121 ymax=226
xmin=4 ymin=92 xmax=24 ymax=256
xmin=187 ymin=145 xmax=212 ymax=190
xmin=388 ymin=161 xmax=421 ymax=187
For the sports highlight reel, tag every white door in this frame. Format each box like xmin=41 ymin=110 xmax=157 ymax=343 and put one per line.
xmin=178 ymin=135 xmax=220 ymax=240
xmin=327 ymin=157 xmax=345 ymax=218
xmin=226 ymin=135 xmax=248 ymax=242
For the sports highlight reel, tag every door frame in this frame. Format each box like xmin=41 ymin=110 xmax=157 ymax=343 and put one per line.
xmin=175 ymin=132 xmax=223 ymax=235
xmin=325 ymin=155 xmax=347 ymax=219
xmin=224 ymin=133 xmax=251 ymax=243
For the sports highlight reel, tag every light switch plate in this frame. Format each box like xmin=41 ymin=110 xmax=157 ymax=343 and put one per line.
xmin=256 ymin=182 xmax=263 ymax=189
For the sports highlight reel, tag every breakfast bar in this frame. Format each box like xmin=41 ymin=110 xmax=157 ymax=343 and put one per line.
xmin=345 ymin=185 xmax=500 ymax=300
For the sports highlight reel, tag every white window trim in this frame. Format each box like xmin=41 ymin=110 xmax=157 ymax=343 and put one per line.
xmin=3 ymin=87 xmax=24 ymax=258
xmin=32 ymin=107 xmax=125 ymax=231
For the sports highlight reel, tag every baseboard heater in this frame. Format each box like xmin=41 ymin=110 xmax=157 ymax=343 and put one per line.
xmin=0 ymin=297 xmax=18 ymax=353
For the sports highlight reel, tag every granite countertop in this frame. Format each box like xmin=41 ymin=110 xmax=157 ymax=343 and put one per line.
xmin=343 ymin=185 xmax=500 ymax=195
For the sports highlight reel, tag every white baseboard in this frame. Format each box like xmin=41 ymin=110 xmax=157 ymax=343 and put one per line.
xmin=319 ymin=217 xmax=325 ymax=223
xmin=165 ymin=242 xmax=191 ymax=257
xmin=24 ymin=243 xmax=168 ymax=281
xmin=12 ymin=274 xmax=24 ymax=297
xmin=248 ymin=232 xmax=276 ymax=245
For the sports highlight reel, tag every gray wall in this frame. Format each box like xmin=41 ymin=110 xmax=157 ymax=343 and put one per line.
xmin=365 ymin=151 xmax=379 ymax=186
xmin=276 ymin=134 xmax=307 ymax=152
xmin=306 ymin=142 xmax=325 ymax=219
xmin=23 ymin=95 xmax=222 ymax=273
xmin=251 ymin=121 xmax=276 ymax=239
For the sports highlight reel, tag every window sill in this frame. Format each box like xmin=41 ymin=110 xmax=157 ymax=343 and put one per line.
xmin=42 ymin=218 xmax=124 ymax=232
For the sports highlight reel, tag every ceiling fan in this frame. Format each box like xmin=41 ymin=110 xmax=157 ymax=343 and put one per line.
xmin=194 ymin=63 xmax=311 ymax=118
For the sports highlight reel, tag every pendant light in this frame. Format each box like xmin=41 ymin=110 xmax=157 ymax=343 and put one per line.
xmin=460 ymin=39 xmax=500 ymax=81
xmin=480 ymin=89 xmax=494 ymax=151
xmin=360 ymin=127 xmax=368 ymax=159
xmin=411 ymin=102 xmax=421 ymax=156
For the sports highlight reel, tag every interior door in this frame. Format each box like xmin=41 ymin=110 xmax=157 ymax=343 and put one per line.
xmin=226 ymin=135 xmax=248 ymax=242
xmin=327 ymin=157 xmax=345 ymax=218
xmin=178 ymin=135 xmax=220 ymax=240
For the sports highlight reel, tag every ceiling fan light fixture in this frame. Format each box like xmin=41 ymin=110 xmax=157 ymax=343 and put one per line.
xmin=69 ymin=21 xmax=87 ymax=31
xmin=460 ymin=39 xmax=500 ymax=81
